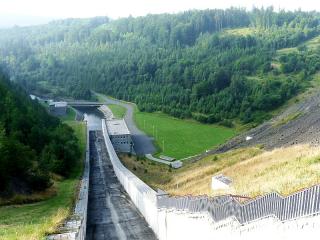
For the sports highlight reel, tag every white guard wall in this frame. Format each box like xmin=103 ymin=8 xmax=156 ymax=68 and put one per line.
xmin=102 ymin=120 xmax=159 ymax=235
xmin=102 ymin=119 xmax=320 ymax=240
xmin=157 ymin=210 xmax=320 ymax=240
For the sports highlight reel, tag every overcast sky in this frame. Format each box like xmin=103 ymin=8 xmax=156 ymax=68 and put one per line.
xmin=0 ymin=0 xmax=319 ymax=27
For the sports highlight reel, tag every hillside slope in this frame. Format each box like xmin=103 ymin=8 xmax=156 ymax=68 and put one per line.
xmin=213 ymin=79 xmax=320 ymax=153
xmin=120 ymin=72 xmax=320 ymax=197
xmin=1 ymin=8 xmax=320 ymax=125
xmin=121 ymin=90 xmax=320 ymax=197
xmin=0 ymin=71 xmax=80 ymax=197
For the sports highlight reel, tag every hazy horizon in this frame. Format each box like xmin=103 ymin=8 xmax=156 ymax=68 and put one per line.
xmin=0 ymin=0 xmax=319 ymax=28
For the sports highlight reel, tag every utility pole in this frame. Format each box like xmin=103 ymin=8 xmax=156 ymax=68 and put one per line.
xmin=162 ymin=139 xmax=165 ymax=153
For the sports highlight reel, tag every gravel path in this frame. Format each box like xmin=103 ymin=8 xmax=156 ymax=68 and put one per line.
xmin=97 ymin=94 xmax=156 ymax=155
xmin=86 ymin=131 xmax=157 ymax=240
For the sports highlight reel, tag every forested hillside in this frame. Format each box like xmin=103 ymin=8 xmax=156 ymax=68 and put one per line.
xmin=1 ymin=8 xmax=320 ymax=124
xmin=0 ymin=71 xmax=80 ymax=196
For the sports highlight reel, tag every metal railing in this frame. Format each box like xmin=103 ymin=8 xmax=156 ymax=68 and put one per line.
xmin=158 ymin=185 xmax=320 ymax=225
xmin=101 ymin=119 xmax=160 ymax=235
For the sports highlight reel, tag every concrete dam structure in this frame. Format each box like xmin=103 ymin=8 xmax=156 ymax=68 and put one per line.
xmin=51 ymin=119 xmax=320 ymax=239
xmin=101 ymin=119 xmax=320 ymax=240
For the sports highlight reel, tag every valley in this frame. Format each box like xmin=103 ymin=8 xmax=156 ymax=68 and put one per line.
xmin=1 ymin=6 xmax=320 ymax=240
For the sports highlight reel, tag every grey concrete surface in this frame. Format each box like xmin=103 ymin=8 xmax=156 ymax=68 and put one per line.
xmin=86 ymin=131 xmax=157 ymax=240
xmin=145 ymin=154 xmax=183 ymax=168
xmin=145 ymin=154 xmax=172 ymax=165
xmin=97 ymin=94 xmax=156 ymax=155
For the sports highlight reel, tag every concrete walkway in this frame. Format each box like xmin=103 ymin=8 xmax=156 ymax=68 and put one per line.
xmin=145 ymin=154 xmax=183 ymax=168
xmin=145 ymin=154 xmax=172 ymax=165
xmin=96 ymin=94 xmax=156 ymax=155
xmin=86 ymin=131 xmax=157 ymax=240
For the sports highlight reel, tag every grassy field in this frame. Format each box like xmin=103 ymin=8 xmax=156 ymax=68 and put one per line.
xmin=0 ymin=108 xmax=86 ymax=240
xmin=276 ymin=34 xmax=320 ymax=56
xmin=108 ymin=104 xmax=126 ymax=118
xmin=272 ymin=34 xmax=320 ymax=71
xmin=120 ymin=144 xmax=320 ymax=198
xmin=134 ymin=111 xmax=237 ymax=159
xmin=95 ymin=93 xmax=127 ymax=119
xmin=276 ymin=47 xmax=298 ymax=55
xmin=305 ymin=35 xmax=320 ymax=50
xmin=96 ymin=93 xmax=237 ymax=159
xmin=224 ymin=27 xmax=255 ymax=36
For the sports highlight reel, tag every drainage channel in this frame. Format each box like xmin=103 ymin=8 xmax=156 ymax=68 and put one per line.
xmin=86 ymin=131 xmax=157 ymax=240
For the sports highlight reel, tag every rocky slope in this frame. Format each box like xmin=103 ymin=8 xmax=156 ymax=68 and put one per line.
xmin=213 ymin=90 xmax=320 ymax=153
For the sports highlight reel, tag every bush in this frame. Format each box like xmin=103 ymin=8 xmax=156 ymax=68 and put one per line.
xmin=27 ymin=171 xmax=52 ymax=192
xmin=219 ymin=119 xmax=234 ymax=128
xmin=212 ymin=155 xmax=218 ymax=161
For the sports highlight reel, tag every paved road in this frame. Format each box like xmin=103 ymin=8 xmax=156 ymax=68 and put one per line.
xmin=86 ymin=131 xmax=156 ymax=240
xmin=97 ymin=94 xmax=156 ymax=155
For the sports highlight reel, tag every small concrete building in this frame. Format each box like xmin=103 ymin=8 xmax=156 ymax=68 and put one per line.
xmin=49 ymin=102 xmax=67 ymax=116
xmin=171 ymin=160 xmax=183 ymax=169
xmin=106 ymin=119 xmax=133 ymax=153
xmin=211 ymin=174 xmax=232 ymax=190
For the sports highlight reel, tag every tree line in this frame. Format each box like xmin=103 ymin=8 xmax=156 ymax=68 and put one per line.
xmin=0 ymin=71 xmax=81 ymax=195
xmin=0 ymin=8 xmax=320 ymax=125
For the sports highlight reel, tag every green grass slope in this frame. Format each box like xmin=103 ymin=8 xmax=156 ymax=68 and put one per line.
xmin=0 ymin=108 xmax=86 ymax=240
xmin=108 ymin=104 xmax=126 ymax=118
xmin=134 ymin=111 xmax=237 ymax=159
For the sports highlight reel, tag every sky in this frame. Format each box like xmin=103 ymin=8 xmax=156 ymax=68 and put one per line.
xmin=0 ymin=0 xmax=319 ymax=27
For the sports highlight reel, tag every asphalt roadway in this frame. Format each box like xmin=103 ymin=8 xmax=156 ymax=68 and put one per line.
xmin=86 ymin=131 xmax=157 ymax=240
xmin=97 ymin=94 xmax=156 ymax=155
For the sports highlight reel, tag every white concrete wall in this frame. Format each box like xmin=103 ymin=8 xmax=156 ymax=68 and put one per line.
xmin=101 ymin=119 xmax=320 ymax=240
xmin=211 ymin=178 xmax=230 ymax=190
xmin=157 ymin=209 xmax=320 ymax=240
xmin=102 ymin=120 xmax=159 ymax=235
xmin=109 ymin=134 xmax=132 ymax=153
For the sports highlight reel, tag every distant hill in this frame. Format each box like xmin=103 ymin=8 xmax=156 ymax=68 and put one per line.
xmin=0 ymin=8 xmax=320 ymax=124
xmin=0 ymin=15 xmax=57 ymax=28
xmin=0 ymin=71 xmax=80 ymax=196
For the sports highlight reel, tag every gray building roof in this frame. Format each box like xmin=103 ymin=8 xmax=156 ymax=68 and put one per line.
xmin=106 ymin=119 xmax=130 ymax=135
xmin=54 ymin=102 xmax=67 ymax=108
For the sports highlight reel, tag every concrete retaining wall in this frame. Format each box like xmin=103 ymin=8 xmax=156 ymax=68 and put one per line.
xmin=101 ymin=119 xmax=320 ymax=240
xmin=73 ymin=127 xmax=90 ymax=240
xmin=102 ymin=119 xmax=159 ymax=235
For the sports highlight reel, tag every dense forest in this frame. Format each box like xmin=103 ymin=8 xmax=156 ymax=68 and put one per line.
xmin=0 ymin=71 xmax=80 ymax=195
xmin=1 ymin=8 xmax=320 ymax=124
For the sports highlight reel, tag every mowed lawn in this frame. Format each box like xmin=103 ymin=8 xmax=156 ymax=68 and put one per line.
xmin=0 ymin=110 xmax=86 ymax=240
xmin=96 ymin=93 xmax=237 ymax=159
xmin=0 ymin=179 xmax=78 ymax=240
xmin=134 ymin=111 xmax=237 ymax=159
xmin=108 ymin=104 xmax=126 ymax=118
